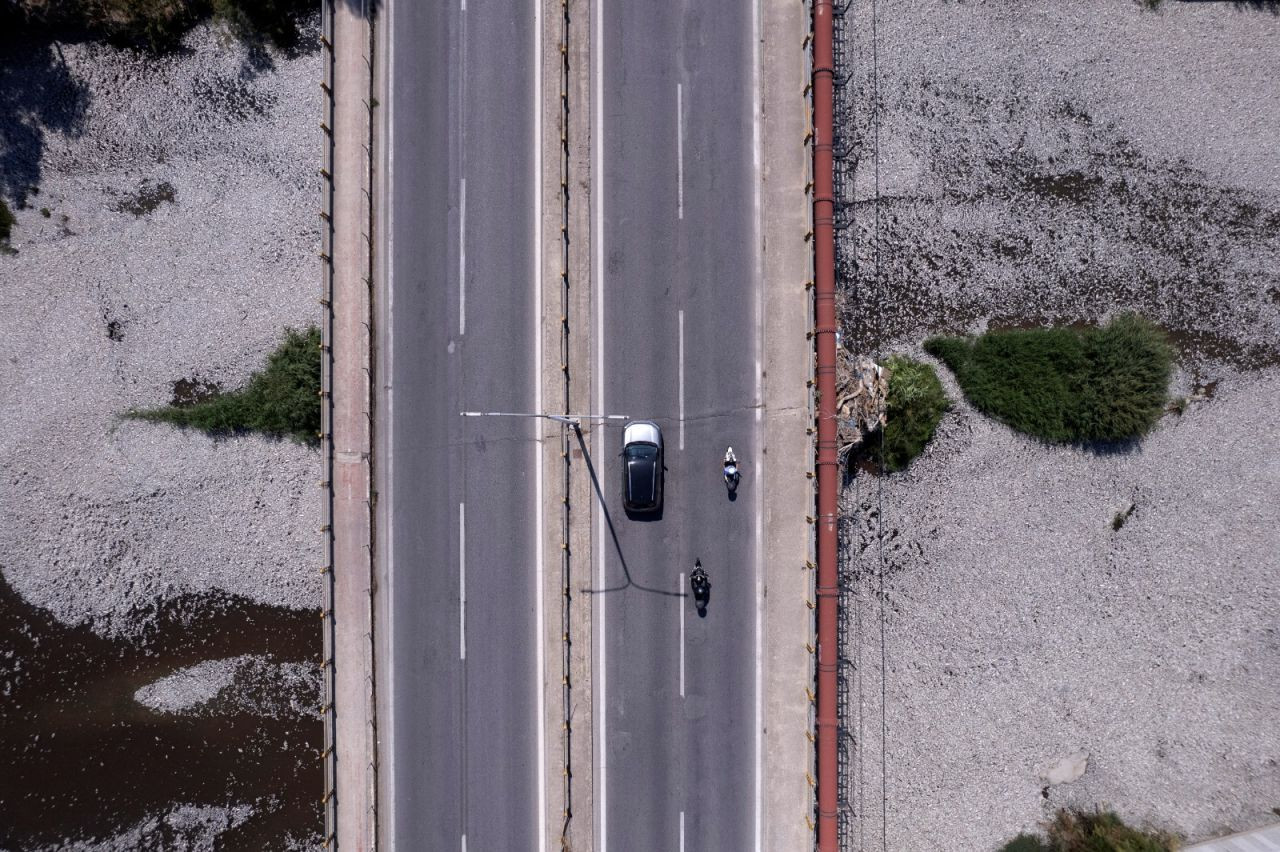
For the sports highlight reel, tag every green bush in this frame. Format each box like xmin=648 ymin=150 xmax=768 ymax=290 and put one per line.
xmin=999 ymin=808 xmax=1179 ymax=852
xmin=128 ymin=326 xmax=320 ymax=444
xmin=866 ymin=355 xmax=949 ymax=472
xmin=924 ymin=314 xmax=1173 ymax=444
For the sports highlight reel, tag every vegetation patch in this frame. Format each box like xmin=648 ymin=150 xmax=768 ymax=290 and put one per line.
xmin=856 ymin=355 xmax=949 ymax=473
xmin=999 ymin=807 xmax=1179 ymax=852
xmin=925 ymin=314 xmax=1174 ymax=444
xmin=2 ymin=0 xmax=315 ymax=53
xmin=1112 ymin=503 xmax=1136 ymax=531
xmin=113 ymin=180 xmax=176 ymax=217
xmin=127 ymin=326 xmax=320 ymax=444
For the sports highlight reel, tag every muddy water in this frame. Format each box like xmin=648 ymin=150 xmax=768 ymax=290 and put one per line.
xmin=0 ymin=570 xmax=321 ymax=849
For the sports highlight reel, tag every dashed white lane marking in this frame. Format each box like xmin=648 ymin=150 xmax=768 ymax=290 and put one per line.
xmin=458 ymin=177 xmax=467 ymax=336
xmin=678 ymin=572 xmax=687 ymax=698
xmin=676 ymin=83 xmax=685 ymax=220
xmin=678 ymin=309 xmax=686 ymax=451
xmin=459 ymin=502 xmax=467 ymax=660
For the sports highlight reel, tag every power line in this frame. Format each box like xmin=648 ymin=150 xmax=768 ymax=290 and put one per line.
xmin=870 ymin=0 xmax=890 ymax=846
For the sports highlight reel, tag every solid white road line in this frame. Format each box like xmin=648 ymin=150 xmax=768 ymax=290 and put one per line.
xmin=459 ymin=502 xmax=467 ymax=660
xmin=461 ymin=834 xmax=467 ymax=852
xmin=680 ymin=811 xmax=686 ymax=852
xmin=751 ymin=0 xmax=765 ymax=846
xmin=593 ymin=0 xmax=608 ymax=847
xmin=676 ymin=83 xmax=684 ymax=220
xmin=678 ymin=309 xmax=685 ymax=451
xmin=532 ymin=0 xmax=547 ymax=844
xmin=459 ymin=177 xmax=467 ymax=336
xmin=678 ymin=572 xmax=686 ymax=698
xmin=383 ymin=0 xmax=398 ymax=840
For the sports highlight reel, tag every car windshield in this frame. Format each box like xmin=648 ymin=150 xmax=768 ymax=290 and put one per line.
xmin=625 ymin=444 xmax=658 ymax=461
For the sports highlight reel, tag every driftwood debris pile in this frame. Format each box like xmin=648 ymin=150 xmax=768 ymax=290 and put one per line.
xmin=835 ymin=351 xmax=888 ymax=451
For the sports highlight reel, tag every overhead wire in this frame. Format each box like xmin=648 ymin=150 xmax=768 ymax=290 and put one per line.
xmin=870 ymin=0 xmax=890 ymax=847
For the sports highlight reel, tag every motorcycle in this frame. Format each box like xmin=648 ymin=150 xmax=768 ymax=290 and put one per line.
xmin=690 ymin=559 xmax=711 ymax=608
xmin=723 ymin=447 xmax=740 ymax=493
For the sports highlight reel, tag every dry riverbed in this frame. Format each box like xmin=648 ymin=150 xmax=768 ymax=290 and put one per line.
xmin=836 ymin=1 xmax=1280 ymax=850
xmin=0 ymin=16 xmax=321 ymax=850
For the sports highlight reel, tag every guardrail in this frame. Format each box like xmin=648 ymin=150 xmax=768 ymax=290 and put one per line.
xmin=319 ymin=0 xmax=380 ymax=847
xmin=319 ymin=0 xmax=338 ymax=846
xmin=801 ymin=0 xmax=820 ymax=843
xmin=556 ymin=0 xmax=574 ymax=844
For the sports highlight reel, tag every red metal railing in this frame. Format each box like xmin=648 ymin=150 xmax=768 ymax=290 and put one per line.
xmin=811 ymin=0 xmax=839 ymax=848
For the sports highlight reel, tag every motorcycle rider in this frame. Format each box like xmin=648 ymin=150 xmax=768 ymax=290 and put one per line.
xmin=690 ymin=559 xmax=710 ymax=598
xmin=723 ymin=447 xmax=740 ymax=488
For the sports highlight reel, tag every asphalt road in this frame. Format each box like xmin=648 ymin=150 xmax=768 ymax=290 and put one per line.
xmin=378 ymin=0 xmax=541 ymax=848
xmin=595 ymin=0 xmax=762 ymax=847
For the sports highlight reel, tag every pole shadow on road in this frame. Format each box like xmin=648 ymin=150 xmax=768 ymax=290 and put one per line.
xmin=572 ymin=424 xmax=684 ymax=599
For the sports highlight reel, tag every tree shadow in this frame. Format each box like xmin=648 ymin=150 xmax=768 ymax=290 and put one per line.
xmin=572 ymin=424 xmax=684 ymax=598
xmin=1181 ymin=0 xmax=1280 ymax=12
xmin=218 ymin=1 xmax=325 ymax=74
xmin=0 ymin=37 xmax=91 ymax=206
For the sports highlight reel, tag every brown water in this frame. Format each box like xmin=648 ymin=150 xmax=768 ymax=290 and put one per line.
xmin=0 ymin=569 xmax=321 ymax=849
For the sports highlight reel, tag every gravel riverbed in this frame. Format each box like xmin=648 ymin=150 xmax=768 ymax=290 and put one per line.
xmin=0 ymin=16 xmax=322 ymax=850
xmin=0 ymin=20 xmax=321 ymax=631
xmin=836 ymin=1 xmax=1280 ymax=849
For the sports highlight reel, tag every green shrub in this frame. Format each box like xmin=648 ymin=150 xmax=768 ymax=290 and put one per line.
xmin=128 ymin=326 xmax=320 ymax=444
xmin=999 ymin=808 xmax=1179 ymax=852
xmin=999 ymin=835 xmax=1048 ymax=852
xmin=924 ymin=314 xmax=1173 ymax=444
xmin=867 ymin=355 xmax=949 ymax=472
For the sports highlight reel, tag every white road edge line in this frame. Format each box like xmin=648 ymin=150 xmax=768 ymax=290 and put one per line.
xmin=459 ymin=502 xmax=467 ymax=660
xmin=676 ymin=82 xmax=684 ymax=220
xmin=751 ymin=0 xmax=765 ymax=845
xmin=678 ymin=309 xmax=685 ymax=451
xmin=678 ymin=572 xmax=686 ymax=698
xmin=383 ymin=0 xmax=398 ymax=841
xmin=459 ymin=177 xmax=467 ymax=336
xmin=594 ymin=0 xmax=608 ymax=845
xmin=532 ymin=0 xmax=547 ymax=842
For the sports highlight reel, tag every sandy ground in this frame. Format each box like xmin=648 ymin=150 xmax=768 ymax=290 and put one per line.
xmin=835 ymin=1 xmax=1280 ymax=849
xmin=0 ymin=20 xmax=321 ymax=637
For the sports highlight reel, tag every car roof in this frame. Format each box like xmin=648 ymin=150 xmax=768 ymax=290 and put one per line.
xmin=623 ymin=420 xmax=662 ymax=447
